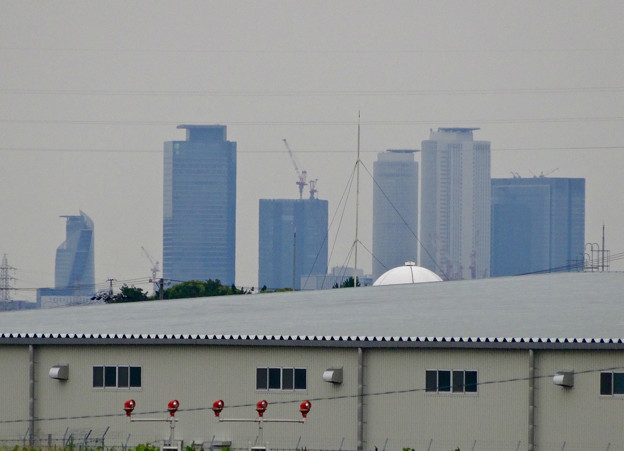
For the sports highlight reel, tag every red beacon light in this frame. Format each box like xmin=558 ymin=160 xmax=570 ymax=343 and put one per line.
xmin=168 ymin=399 xmax=180 ymax=417
xmin=299 ymin=400 xmax=311 ymax=419
xmin=256 ymin=399 xmax=268 ymax=417
xmin=212 ymin=399 xmax=225 ymax=417
xmin=124 ymin=399 xmax=136 ymax=417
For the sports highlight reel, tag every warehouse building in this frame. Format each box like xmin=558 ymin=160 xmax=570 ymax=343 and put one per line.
xmin=0 ymin=272 xmax=623 ymax=451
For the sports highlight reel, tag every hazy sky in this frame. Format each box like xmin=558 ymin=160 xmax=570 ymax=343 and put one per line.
xmin=1 ymin=0 xmax=622 ymax=301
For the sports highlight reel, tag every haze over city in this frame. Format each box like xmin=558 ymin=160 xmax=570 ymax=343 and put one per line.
xmin=1 ymin=1 xmax=622 ymax=302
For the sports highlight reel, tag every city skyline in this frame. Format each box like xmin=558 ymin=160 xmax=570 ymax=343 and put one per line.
xmin=1 ymin=1 xmax=622 ymax=301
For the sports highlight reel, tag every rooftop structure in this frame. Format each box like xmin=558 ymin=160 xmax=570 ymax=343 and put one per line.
xmin=373 ymin=261 xmax=442 ymax=286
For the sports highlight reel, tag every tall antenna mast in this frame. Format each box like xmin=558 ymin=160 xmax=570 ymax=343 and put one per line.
xmin=353 ymin=112 xmax=361 ymax=288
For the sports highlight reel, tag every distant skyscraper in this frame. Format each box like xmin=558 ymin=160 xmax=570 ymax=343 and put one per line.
xmin=163 ymin=125 xmax=236 ymax=285
xmin=420 ymin=128 xmax=491 ymax=280
xmin=55 ymin=210 xmax=95 ymax=295
xmin=258 ymin=198 xmax=328 ymax=290
xmin=491 ymin=177 xmax=585 ymax=276
xmin=372 ymin=149 xmax=419 ymax=280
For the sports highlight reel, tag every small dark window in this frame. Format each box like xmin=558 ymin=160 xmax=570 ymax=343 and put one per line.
xmin=438 ymin=370 xmax=451 ymax=392
xmin=104 ymin=366 xmax=117 ymax=387
xmin=282 ymin=368 xmax=294 ymax=390
xmin=294 ymin=368 xmax=306 ymax=390
xmin=257 ymin=367 xmax=306 ymax=391
xmin=256 ymin=368 xmax=268 ymax=390
xmin=465 ymin=371 xmax=478 ymax=392
xmin=601 ymin=372 xmax=613 ymax=395
xmin=614 ymin=373 xmax=624 ymax=395
xmin=425 ymin=370 xmax=437 ymax=392
xmin=426 ymin=369 xmax=477 ymax=394
xmin=452 ymin=371 xmax=464 ymax=392
xmin=118 ymin=367 xmax=129 ymax=388
xmin=268 ymin=367 xmax=281 ymax=389
xmin=130 ymin=367 xmax=141 ymax=388
xmin=93 ymin=366 xmax=104 ymax=388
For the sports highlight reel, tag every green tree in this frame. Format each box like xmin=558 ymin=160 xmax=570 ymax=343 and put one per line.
xmin=106 ymin=285 xmax=149 ymax=303
xmin=163 ymin=279 xmax=250 ymax=300
xmin=332 ymin=276 xmax=360 ymax=288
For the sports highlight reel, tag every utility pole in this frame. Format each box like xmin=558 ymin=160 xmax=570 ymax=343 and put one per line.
xmin=0 ymin=254 xmax=16 ymax=302
xmin=353 ymin=112 xmax=361 ymax=289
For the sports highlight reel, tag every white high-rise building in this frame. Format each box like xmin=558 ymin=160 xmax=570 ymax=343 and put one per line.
xmin=372 ymin=149 xmax=419 ymax=280
xmin=420 ymin=128 xmax=491 ymax=280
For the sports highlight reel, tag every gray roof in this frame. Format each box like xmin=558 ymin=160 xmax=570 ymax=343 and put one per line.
xmin=1 ymin=272 xmax=623 ymax=348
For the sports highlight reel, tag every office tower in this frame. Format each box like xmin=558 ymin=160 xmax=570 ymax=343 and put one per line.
xmin=420 ymin=128 xmax=491 ymax=280
xmin=258 ymin=198 xmax=328 ymax=290
xmin=372 ymin=149 xmax=419 ymax=280
xmin=491 ymin=177 xmax=585 ymax=276
xmin=55 ymin=210 xmax=95 ymax=295
xmin=163 ymin=125 xmax=236 ymax=285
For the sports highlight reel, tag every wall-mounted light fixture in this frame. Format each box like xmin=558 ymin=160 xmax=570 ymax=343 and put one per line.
xmin=49 ymin=364 xmax=69 ymax=381
xmin=553 ymin=370 xmax=574 ymax=388
xmin=323 ymin=367 xmax=343 ymax=384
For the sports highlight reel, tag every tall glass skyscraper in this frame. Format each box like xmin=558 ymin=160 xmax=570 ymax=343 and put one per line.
xmin=163 ymin=125 xmax=236 ymax=285
xmin=421 ymin=128 xmax=491 ymax=280
xmin=258 ymin=198 xmax=328 ymax=291
xmin=55 ymin=210 xmax=95 ymax=295
xmin=491 ymin=177 xmax=585 ymax=276
xmin=372 ymin=149 xmax=419 ymax=280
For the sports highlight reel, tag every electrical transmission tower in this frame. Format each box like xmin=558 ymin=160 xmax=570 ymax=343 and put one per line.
xmin=0 ymin=254 xmax=17 ymax=302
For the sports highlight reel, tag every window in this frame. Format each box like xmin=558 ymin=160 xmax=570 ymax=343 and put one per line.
xmin=600 ymin=372 xmax=624 ymax=395
xmin=93 ymin=366 xmax=141 ymax=389
xmin=256 ymin=367 xmax=306 ymax=391
xmin=426 ymin=370 xmax=477 ymax=394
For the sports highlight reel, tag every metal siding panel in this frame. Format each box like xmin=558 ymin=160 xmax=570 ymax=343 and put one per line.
xmin=535 ymin=350 xmax=624 ymax=450
xmin=363 ymin=348 xmax=528 ymax=450
xmin=0 ymin=346 xmax=30 ymax=440
xmin=30 ymin=344 xmax=360 ymax=450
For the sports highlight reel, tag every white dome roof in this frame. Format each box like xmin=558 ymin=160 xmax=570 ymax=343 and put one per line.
xmin=373 ymin=262 xmax=443 ymax=286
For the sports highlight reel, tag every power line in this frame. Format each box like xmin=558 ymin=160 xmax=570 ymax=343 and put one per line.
xmin=1 ymin=86 xmax=622 ymax=97
xmin=0 ymin=146 xmax=621 ymax=155
xmin=0 ymin=116 xmax=621 ymax=127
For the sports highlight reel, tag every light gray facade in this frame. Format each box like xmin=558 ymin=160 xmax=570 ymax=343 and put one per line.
xmin=0 ymin=272 xmax=623 ymax=451
xmin=421 ymin=128 xmax=491 ymax=280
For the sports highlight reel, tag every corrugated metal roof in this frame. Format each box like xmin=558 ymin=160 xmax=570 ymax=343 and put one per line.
xmin=0 ymin=272 xmax=622 ymax=347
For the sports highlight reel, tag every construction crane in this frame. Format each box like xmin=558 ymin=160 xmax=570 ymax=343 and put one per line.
xmin=308 ymin=178 xmax=318 ymax=200
xmin=282 ymin=139 xmax=307 ymax=199
xmin=141 ymin=246 xmax=160 ymax=294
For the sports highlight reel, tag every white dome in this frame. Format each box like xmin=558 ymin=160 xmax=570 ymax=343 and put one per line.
xmin=373 ymin=262 xmax=443 ymax=286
